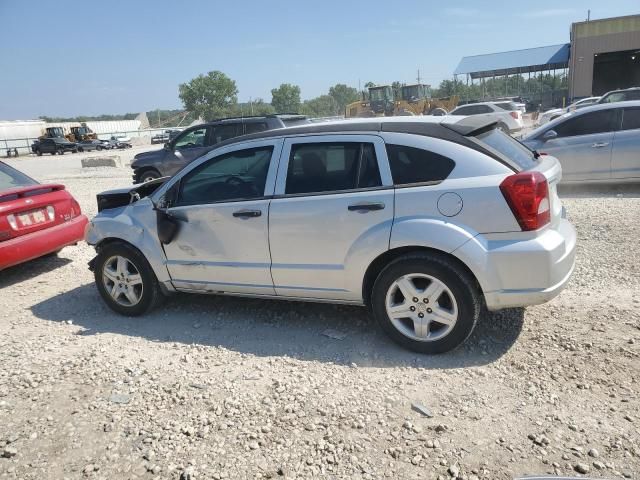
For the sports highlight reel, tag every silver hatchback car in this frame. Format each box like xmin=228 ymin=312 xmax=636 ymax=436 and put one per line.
xmin=523 ymin=101 xmax=640 ymax=183
xmin=86 ymin=117 xmax=576 ymax=354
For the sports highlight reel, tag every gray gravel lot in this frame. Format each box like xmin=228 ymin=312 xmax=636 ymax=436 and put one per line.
xmin=0 ymin=158 xmax=639 ymax=479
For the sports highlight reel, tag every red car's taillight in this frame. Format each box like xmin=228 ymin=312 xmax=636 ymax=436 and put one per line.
xmin=499 ymin=172 xmax=550 ymax=231
xmin=70 ymin=198 xmax=82 ymax=218
xmin=509 ymin=111 xmax=519 ymax=119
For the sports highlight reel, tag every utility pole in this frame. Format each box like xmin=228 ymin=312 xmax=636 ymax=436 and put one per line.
xmin=417 ymin=69 xmax=422 ymax=84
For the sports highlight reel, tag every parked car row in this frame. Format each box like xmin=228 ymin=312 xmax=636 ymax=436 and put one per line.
xmin=31 ymin=135 xmax=132 ymax=156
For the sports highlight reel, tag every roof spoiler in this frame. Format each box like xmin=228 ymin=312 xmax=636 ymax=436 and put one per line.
xmin=443 ymin=117 xmax=499 ymax=136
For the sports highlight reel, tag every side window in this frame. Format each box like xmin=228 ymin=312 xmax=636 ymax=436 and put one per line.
xmin=174 ymin=127 xmax=207 ymax=149
xmin=453 ymin=106 xmax=472 ymax=115
xmin=176 ymin=146 xmax=273 ymax=206
xmin=386 ymin=144 xmax=455 ymax=185
xmin=553 ymin=110 xmax=616 ymax=138
xmin=476 ymin=105 xmax=493 ymax=114
xmin=211 ymin=124 xmax=240 ymax=145
xmin=244 ymin=122 xmax=268 ymax=135
xmin=285 ymin=142 xmax=381 ymax=195
xmin=621 ymin=108 xmax=640 ymax=131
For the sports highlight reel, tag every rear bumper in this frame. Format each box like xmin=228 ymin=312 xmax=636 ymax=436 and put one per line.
xmin=456 ymin=219 xmax=577 ymax=310
xmin=0 ymin=215 xmax=88 ymax=270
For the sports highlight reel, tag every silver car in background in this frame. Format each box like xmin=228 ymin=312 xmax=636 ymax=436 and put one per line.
xmin=86 ymin=116 xmax=576 ymax=354
xmin=523 ymin=101 xmax=640 ymax=183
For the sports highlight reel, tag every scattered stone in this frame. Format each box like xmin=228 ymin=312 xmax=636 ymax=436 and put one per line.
xmin=588 ymin=448 xmax=599 ymax=458
xmin=108 ymin=393 xmax=130 ymax=405
xmin=411 ymin=402 xmax=433 ymax=418
xmin=574 ymin=463 xmax=590 ymax=474
xmin=2 ymin=446 xmax=17 ymax=458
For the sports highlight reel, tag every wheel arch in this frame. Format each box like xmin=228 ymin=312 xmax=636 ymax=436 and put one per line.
xmin=361 ymin=246 xmax=483 ymax=307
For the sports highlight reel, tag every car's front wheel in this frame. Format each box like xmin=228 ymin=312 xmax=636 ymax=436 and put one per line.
xmin=371 ymin=253 xmax=481 ymax=354
xmin=94 ymin=242 xmax=163 ymax=316
xmin=36 ymin=149 xmax=42 ymax=156
xmin=138 ymin=169 xmax=161 ymax=183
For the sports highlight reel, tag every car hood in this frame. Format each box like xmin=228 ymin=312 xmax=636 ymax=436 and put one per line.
xmin=96 ymin=177 xmax=167 ymax=212
xmin=131 ymin=149 xmax=165 ymax=167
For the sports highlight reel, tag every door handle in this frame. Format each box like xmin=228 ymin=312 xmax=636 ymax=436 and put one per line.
xmin=233 ymin=209 xmax=262 ymax=218
xmin=591 ymin=142 xmax=609 ymax=148
xmin=348 ymin=202 xmax=385 ymax=212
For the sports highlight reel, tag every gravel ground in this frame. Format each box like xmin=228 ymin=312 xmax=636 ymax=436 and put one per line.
xmin=0 ymin=162 xmax=639 ymax=480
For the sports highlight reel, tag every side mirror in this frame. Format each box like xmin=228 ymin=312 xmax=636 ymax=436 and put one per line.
xmin=156 ymin=209 xmax=181 ymax=245
xmin=163 ymin=142 xmax=172 ymax=150
xmin=542 ymin=130 xmax=558 ymax=141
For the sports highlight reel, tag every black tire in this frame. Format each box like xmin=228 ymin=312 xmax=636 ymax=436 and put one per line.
xmin=36 ymin=149 xmax=42 ymax=156
xmin=370 ymin=252 xmax=481 ymax=354
xmin=78 ymin=147 xmax=84 ymax=153
xmin=72 ymin=149 xmax=78 ymax=153
xmin=97 ymin=145 xmax=102 ymax=151
xmin=57 ymin=148 xmax=63 ymax=155
xmin=94 ymin=241 xmax=163 ymax=316
xmin=138 ymin=169 xmax=160 ymax=183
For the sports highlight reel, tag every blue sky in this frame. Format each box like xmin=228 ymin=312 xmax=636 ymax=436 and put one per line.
xmin=0 ymin=0 xmax=638 ymax=119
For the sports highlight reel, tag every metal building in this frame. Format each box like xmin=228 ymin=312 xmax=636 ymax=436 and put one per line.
xmin=568 ymin=14 xmax=640 ymax=98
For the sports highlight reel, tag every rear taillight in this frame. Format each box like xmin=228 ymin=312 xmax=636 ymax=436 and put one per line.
xmin=509 ymin=111 xmax=519 ymax=119
xmin=499 ymin=172 xmax=550 ymax=231
xmin=70 ymin=199 xmax=81 ymax=218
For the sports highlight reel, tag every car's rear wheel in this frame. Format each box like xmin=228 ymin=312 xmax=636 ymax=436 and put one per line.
xmin=36 ymin=149 xmax=42 ymax=156
xmin=139 ymin=169 xmax=161 ymax=183
xmin=371 ymin=253 xmax=481 ymax=354
xmin=94 ymin=242 xmax=163 ymax=316
xmin=97 ymin=145 xmax=102 ymax=151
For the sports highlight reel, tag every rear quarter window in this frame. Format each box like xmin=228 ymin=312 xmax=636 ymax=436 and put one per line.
xmin=474 ymin=129 xmax=537 ymax=170
xmin=385 ymin=144 xmax=455 ymax=185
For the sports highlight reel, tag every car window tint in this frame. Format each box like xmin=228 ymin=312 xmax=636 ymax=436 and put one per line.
xmin=211 ymin=124 xmax=240 ymax=144
xmin=621 ymin=108 xmax=640 ymax=131
xmin=285 ymin=142 xmax=381 ymax=195
xmin=244 ymin=122 xmax=268 ymax=135
xmin=475 ymin=129 xmax=537 ymax=170
xmin=386 ymin=144 xmax=455 ymax=185
xmin=174 ymin=127 xmax=207 ymax=149
xmin=495 ymin=102 xmax=516 ymax=111
xmin=476 ymin=105 xmax=493 ymax=113
xmin=177 ymin=146 xmax=273 ymax=206
xmin=553 ymin=109 xmax=616 ymax=137
xmin=0 ymin=163 xmax=38 ymax=190
xmin=453 ymin=106 xmax=472 ymax=115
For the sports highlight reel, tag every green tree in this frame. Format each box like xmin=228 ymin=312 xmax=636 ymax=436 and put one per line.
xmin=328 ymin=84 xmax=359 ymax=113
xmin=300 ymin=95 xmax=339 ymax=117
xmin=230 ymin=98 xmax=276 ymax=117
xmin=178 ymin=71 xmax=238 ymax=121
xmin=271 ymin=83 xmax=301 ymax=113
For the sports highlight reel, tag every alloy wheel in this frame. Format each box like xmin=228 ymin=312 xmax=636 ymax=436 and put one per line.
xmin=385 ymin=273 xmax=458 ymax=342
xmin=102 ymin=255 xmax=144 ymax=307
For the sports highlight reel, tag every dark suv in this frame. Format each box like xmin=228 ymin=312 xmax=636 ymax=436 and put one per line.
xmin=32 ymin=137 xmax=78 ymax=156
xmin=131 ymin=115 xmax=308 ymax=183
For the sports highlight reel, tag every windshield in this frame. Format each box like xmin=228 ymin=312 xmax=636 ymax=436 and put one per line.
xmin=403 ymin=86 xmax=421 ymax=99
xmin=475 ymin=128 xmax=537 ymax=170
xmin=0 ymin=162 xmax=39 ymax=190
xmin=369 ymin=88 xmax=387 ymax=101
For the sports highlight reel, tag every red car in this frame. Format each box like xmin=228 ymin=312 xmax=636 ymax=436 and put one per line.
xmin=0 ymin=161 xmax=88 ymax=270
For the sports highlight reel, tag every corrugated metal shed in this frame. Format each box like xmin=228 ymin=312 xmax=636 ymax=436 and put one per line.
xmin=454 ymin=43 xmax=570 ymax=78
xmin=0 ymin=120 xmax=46 ymax=140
